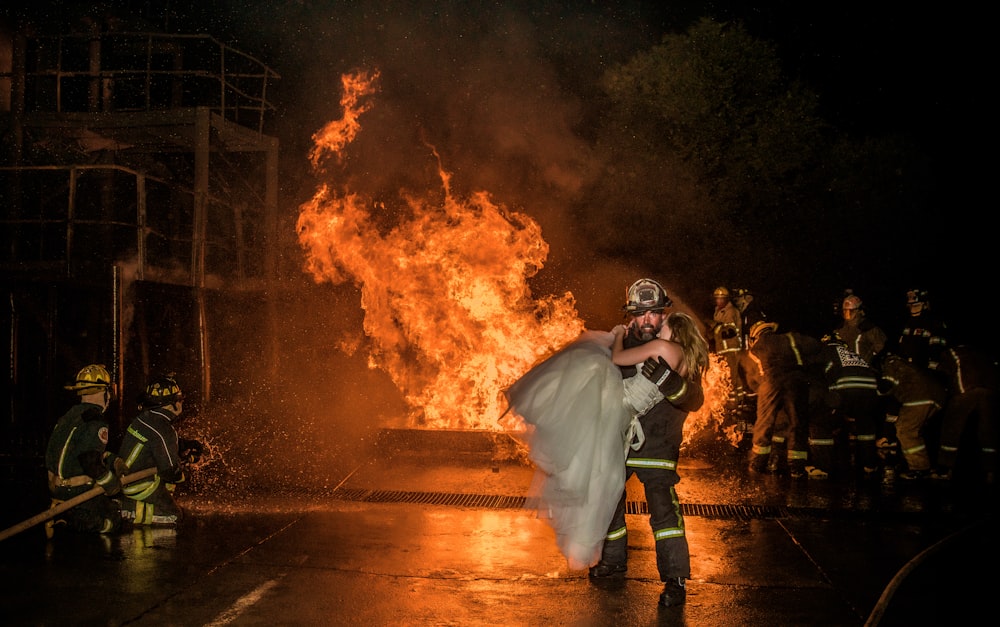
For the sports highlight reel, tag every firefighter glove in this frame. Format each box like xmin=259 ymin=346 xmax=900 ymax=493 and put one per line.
xmin=179 ymin=438 xmax=204 ymax=464
xmin=96 ymin=469 xmax=122 ymax=496
xmin=642 ymin=356 xmax=705 ymax=413
xmin=642 ymin=356 xmax=676 ymax=390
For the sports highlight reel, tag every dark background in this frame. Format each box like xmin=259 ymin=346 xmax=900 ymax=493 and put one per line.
xmin=1 ymin=1 xmax=989 ymax=349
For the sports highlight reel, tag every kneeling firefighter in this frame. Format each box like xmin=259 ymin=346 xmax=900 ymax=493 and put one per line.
xmin=45 ymin=364 xmax=125 ymax=535
xmin=118 ymin=374 xmax=202 ymax=526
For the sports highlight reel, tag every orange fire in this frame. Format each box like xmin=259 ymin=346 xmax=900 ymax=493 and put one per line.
xmin=297 ymin=69 xmax=582 ymax=430
xmin=698 ymin=353 xmax=742 ymax=447
xmin=296 ymin=69 xmax=733 ymax=442
xmin=309 ymin=70 xmax=380 ymax=169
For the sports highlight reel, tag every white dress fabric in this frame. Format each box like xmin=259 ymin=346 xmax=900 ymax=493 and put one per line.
xmin=504 ymin=330 xmax=633 ymax=570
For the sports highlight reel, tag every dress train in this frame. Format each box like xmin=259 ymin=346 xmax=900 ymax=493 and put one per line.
xmin=505 ymin=330 xmax=631 ymax=570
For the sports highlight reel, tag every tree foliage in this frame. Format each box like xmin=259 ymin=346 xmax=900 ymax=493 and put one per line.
xmin=575 ymin=17 xmax=927 ymax=324
xmin=600 ymin=17 xmax=826 ymax=222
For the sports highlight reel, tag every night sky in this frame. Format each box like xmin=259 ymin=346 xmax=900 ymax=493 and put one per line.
xmin=2 ymin=1 xmax=991 ymax=352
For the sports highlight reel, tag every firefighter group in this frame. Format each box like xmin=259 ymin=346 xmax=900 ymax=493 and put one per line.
xmin=31 ymin=284 xmax=998 ymax=542
xmin=707 ymin=286 xmax=997 ymax=486
xmin=43 ymin=369 xmax=203 ymax=536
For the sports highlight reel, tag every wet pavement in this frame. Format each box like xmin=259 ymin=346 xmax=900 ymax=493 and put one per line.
xmin=1 ymin=428 xmax=997 ymax=626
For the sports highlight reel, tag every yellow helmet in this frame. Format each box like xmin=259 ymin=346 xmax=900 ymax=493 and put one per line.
xmin=141 ymin=374 xmax=184 ymax=408
xmin=748 ymin=321 xmax=779 ymax=346
xmin=713 ymin=286 xmax=730 ymax=299
xmin=64 ymin=364 xmax=112 ymax=395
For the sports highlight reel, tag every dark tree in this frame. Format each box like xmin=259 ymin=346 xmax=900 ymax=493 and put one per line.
xmin=577 ymin=17 xmax=928 ymax=331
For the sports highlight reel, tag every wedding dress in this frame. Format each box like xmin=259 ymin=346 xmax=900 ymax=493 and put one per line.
xmin=505 ymin=330 xmax=648 ymax=570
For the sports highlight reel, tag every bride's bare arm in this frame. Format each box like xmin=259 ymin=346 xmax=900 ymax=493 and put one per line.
xmin=611 ymin=328 xmax=681 ymax=368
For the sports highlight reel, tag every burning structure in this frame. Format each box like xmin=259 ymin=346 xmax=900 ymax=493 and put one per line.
xmin=0 ymin=23 xmax=281 ymax=458
xmin=0 ymin=14 xmax=736 ymax=493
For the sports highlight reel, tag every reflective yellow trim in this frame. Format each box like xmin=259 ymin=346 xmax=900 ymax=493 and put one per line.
xmin=664 ymin=379 xmax=688 ymax=403
xmin=654 ymin=527 xmax=685 ymax=540
xmin=123 ymin=473 xmax=161 ymax=500
xmin=626 ymin=458 xmax=677 ymax=470
xmin=606 ymin=526 xmax=627 ymax=541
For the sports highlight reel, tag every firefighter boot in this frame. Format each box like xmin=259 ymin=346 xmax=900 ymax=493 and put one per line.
xmin=789 ymin=459 xmax=807 ymax=479
xmin=588 ymin=561 xmax=627 ymax=579
xmin=768 ymin=441 xmax=789 ymax=474
xmin=748 ymin=453 xmax=768 ymax=474
xmin=659 ymin=577 xmax=687 ymax=607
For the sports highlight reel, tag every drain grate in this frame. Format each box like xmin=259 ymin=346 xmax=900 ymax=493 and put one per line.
xmin=328 ymin=487 xmax=797 ymax=520
xmin=324 ymin=487 xmax=934 ymax=521
xmin=332 ymin=487 xmax=526 ymax=510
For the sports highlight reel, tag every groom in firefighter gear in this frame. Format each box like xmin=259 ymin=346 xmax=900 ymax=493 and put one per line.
xmin=588 ymin=278 xmax=706 ymax=608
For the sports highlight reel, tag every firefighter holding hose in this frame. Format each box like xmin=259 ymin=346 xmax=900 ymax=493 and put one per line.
xmin=44 ymin=364 xmax=125 ymax=536
xmin=117 ymin=374 xmax=202 ymax=526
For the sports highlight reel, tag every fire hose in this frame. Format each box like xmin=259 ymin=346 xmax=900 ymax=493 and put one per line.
xmin=0 ymin=467 xmax=158 ymax=543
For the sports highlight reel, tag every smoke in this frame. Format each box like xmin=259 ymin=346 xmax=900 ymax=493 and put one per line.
xmin=81 ymin=3 xmax=734 ymax=496
xmin=273 ymin=5 xmax=733 ymax=435
xmin=262 ymin=2 xmax=678 ymax=303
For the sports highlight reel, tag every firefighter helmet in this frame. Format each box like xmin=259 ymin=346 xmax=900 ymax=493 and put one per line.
xmin=821 ymin=333 xmax=846 ymax=346
xmin=142 ymin=374 xmax=184 ymax=408
xmin=842 ymin=295 xmax=863 ymax=311
xmin=64 ymin=364 xmax=112 ymax=395
xmin=748 ymin=320 xmax=778 ymax=346
xmin=713 ymin=286 xmax=730 ymax=299
xmin=624 ymin=278 xmax=672 ymax=314
xmin=906 ymin=288 xmax=928 ymax=305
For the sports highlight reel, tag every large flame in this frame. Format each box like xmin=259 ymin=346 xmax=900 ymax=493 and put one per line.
xmin=297 ymin=70 xmax=582 ymax=430
xmin=296 ymin=69 xmax=733 ymax=440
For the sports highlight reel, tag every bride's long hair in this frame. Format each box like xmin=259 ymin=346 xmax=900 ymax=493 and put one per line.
xmin=666 ymin=312 xmax=710 ymax=381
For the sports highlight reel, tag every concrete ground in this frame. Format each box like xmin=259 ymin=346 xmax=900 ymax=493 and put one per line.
xmin=1 ymin=429 xmax=997 ymax=626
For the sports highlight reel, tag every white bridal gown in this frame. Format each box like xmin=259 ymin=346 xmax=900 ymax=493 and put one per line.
xmin=504 ymin=330 xmax=633 ymax=570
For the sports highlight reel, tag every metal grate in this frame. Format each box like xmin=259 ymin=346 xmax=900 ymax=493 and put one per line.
xmin=332 ymin=487 xmax=527 ymax=510
xmin=324 ymin=487 xmax=932 ymax=522
xmin=329 ymin=487 xmax=796 ymax=520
